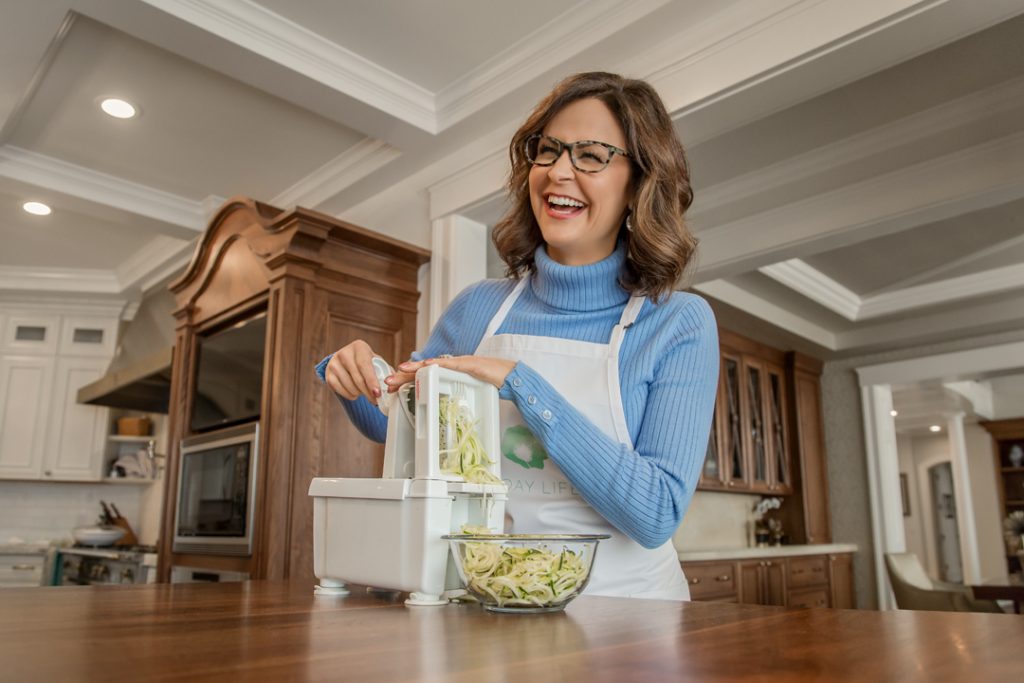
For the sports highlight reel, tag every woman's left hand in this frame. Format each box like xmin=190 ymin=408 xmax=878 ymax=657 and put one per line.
xmin=386 ymin=355 xmax=516 ymax=391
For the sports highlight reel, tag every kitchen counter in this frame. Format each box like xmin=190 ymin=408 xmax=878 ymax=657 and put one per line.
xmin=678 ymin=543 xmax=857 ymax=562
xmin=1 ymin=580 xmax=1021 ymax=681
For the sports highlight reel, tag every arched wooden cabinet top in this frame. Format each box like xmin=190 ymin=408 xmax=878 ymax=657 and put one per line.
xmin=158 ymin=197 xmax=430 ymax=584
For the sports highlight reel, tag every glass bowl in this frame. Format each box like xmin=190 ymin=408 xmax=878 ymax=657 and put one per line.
xmin=442 ymin=533 xmax=610 ymax=613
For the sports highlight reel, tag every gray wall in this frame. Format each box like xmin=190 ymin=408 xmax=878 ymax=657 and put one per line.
xmin=822 ymin=327 xmax=1024 ymax=609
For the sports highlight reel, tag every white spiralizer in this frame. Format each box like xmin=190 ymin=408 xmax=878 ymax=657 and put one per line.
xmin=309 ymin=362 xmax=507 ymax=606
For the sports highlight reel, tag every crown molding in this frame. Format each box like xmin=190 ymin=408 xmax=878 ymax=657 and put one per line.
xmin=0 ymin=145 xmax=208 ymax=231
xmin=859 ymin=263 xmax=1024 ymax=320
xmin=115 ymin=236 xmax=194 ymax=293
xmin=271 ymin=137 xmax=400 ymax=210
xmin=697 ymin=130 xmax=1024 ymax=282
xmin=693 ymin=75 xmax=1024 ymax=219
xmin=139 ymin=0 xmax=436 ymax=133
xmin=693 ymin=279 xmax=838 ymax=350
xmin=0 ymin=293 xmax=129 ymax=317
xmin=434 ymin=0 xmax=671 ymax=130
xmin=875 ymin=232 xmax=1024 ymax=292
xmin=761 ymin=258 xmax=1024 ymax=323
xmin=759 ymin=259 xmax=861 ymax=321
xmin=0 ymin=266 xmax=120 ymax=294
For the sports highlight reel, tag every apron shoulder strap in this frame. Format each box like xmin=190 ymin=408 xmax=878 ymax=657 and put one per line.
xmin=481 ymin=277 xmax=529 ymax=340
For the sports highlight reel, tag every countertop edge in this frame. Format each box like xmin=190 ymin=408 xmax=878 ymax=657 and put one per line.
xmin=677 ymin=543 xmax=858 ymax=562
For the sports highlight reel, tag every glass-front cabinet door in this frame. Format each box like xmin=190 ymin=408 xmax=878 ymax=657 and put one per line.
xmin=721 ymin=350 xmax=747 ymax=489
xmin=766 ymin=362 xmax=792 ymax=494
xmin=743 ymin=355 xmax=771 ymax=493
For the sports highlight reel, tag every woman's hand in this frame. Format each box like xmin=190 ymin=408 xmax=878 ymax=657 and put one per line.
xmin=390 ymin=355 xmax=516 ymax=391
xmin=324 ymin=340 xmax=385 ymax=404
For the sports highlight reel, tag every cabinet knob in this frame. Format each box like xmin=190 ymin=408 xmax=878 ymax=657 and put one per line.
xmin=716 ymin=574 xmax=731 ymax=582
xmin=44 ymin=470 xmax=52 ymax=477
xmin=689 ymin=577 xmax=702 ymax=585
xmin=766 ymin=561 xmax=773 ymax=567
xmin=727 ymin=481 xmax=735 ymax=487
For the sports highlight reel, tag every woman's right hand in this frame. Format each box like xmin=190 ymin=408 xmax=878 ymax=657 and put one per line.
xmin=323 ymin=340 xmax=385 ymax=405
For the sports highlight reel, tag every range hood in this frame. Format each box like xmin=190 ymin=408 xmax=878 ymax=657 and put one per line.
xmin=77 ymin=347 xmax=173 ymax=413
xmin=77 ymin=289 xmax=176 ymax=413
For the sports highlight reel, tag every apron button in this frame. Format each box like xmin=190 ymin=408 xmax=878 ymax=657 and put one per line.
xmin=542 ymin=409 xmax=552 ymax=420
xmin=527 ymin=395 xmax=537 ymax=405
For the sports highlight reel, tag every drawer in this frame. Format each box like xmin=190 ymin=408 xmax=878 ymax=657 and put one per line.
xmin=0 ymin=555 xmax=45 ymax=587
xmin=682 ymin=561 xmax=736 ymax=600
xmin=787 ymin=555 xmax=828 ymax=588
xmin=788 ymin=587 xmax=830 ymax=609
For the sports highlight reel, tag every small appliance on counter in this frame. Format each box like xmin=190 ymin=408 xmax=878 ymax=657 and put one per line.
xmin=309 ymin=362 xmax=507 ymax=606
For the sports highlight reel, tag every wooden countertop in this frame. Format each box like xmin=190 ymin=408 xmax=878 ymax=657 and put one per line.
xmin=1 ymin=581 xmax=1021 ymax=682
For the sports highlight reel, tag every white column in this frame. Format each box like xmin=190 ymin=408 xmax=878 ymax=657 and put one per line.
xmin=428 ymin=215 xmax=489 ymax=328
xmin=860 ymin=383 xmax=906 ymax=610
xmin=946 ymin=412 xmax=982 ymax=584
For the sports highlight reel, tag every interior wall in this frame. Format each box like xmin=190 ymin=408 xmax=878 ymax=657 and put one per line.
xmin=897 ymin=434 xmax=928 ymax=571
xmin=821 ymin=327 xmax=1024 ymax=609
xmin=963 ymin=421 xmax=1010 ymax=582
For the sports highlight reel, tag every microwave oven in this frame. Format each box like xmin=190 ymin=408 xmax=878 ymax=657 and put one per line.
xmin=173 ymin=422 xmax=259 ymax=556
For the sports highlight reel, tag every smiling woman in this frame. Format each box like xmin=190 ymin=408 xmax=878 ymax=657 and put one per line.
xmin=318 ymin=72 xmax=718 ymax=601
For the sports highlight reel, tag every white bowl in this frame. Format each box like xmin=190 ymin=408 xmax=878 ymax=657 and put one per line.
xmin=72 ymin=526 xmax=125 ymax=546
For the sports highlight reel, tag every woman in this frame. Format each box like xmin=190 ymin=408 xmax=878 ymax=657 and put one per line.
xmin=317 ymin=72 xmax=718 ymax=600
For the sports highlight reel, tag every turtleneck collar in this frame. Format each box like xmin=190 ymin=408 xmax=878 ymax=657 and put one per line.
xmin=530 ymin=242 xmax=631 ymax=312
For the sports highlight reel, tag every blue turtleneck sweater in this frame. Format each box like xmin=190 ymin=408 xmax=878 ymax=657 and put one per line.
xmin=315 ymin=244 xmax=719 ymax=549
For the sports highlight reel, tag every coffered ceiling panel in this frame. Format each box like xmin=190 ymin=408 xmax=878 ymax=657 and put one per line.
xmin=8 ymin=14 xmax=366 ymax=201
xmin=0 ymin=188 xmax=154 ymax=269
xmin=255 ymin=0 xmax=580 ymax=91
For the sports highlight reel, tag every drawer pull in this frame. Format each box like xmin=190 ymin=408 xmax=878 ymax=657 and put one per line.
xmin=812 ymin=567 xmax=823 ymax=573
xmin=792 ymin=569 xmax=804 ymax=574
xmin=12 ymin=564 xmax=36 ymax=571
xmin=716 ymin=575 xmax=731 ymax=582
xmin=689 ymin=577 xmax=702 ymax=585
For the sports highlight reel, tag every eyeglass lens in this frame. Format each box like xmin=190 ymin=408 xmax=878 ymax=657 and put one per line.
xmin=527 ymin=136 xmax=613 ymax=172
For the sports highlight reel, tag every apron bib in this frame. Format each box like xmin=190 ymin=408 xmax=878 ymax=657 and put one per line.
xmin=476 ymin=278 xmax=689 ymax=600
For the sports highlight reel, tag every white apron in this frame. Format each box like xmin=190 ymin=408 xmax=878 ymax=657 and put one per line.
xmin=475 ymin=278 xmax=689 ymax=600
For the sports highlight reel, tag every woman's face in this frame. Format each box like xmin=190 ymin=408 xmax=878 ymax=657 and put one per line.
xmin=528 ymin=98 xmax=633 ymax=266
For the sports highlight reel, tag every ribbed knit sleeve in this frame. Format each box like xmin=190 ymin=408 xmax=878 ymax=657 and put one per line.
xmin=499 ymin=295 xmax=719 ymax=548
xmin=313 ymin=279 xmax=515 ymax=443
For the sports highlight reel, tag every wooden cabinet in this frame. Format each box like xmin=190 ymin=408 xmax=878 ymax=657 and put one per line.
xmin=979 ymin=418 xmax=1024 ymax=575
xmin=158 ymin=198 xmax=429 ymax=583
xmin=739 ymin=558 xmax=787 ymax=606
xmin=683 ymin=552 xmax=855 ymax=609
xmin=700 ymin=331 xmax=794 ymax=497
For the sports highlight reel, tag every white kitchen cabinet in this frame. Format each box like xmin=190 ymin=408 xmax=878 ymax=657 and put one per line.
xmin=0 ymin=355 xmax=54 ymax=478
xmin=0 ymin=551 xmax=47 ymax=587
xmin=43 ymin=357 xmax=109 ymax=480
xmin=58 ymin=317 xmax=118 ymax=358
xmin=1 ymin=315 xmax=61 ymax=355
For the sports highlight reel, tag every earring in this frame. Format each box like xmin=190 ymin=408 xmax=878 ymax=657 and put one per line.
xmin=625 ymin=212 xmax=633 ymax=232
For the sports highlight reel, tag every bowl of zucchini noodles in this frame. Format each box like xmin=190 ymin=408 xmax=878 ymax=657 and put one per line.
xmin=442 ymin=533 xmax=610 ymax=613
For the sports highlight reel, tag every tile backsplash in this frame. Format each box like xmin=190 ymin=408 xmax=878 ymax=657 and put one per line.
xmin=674 ymin=491 xmax=760 ymax=551
xmin=0 ymin=481 xmax=152 ymax=545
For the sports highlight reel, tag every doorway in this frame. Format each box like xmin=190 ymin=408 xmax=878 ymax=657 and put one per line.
xmin=928 ymin=462 xmax=963 ymax=583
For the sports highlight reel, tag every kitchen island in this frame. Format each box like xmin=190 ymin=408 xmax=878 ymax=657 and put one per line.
xmin=1 ymin=581 xmax=1020 ymax=681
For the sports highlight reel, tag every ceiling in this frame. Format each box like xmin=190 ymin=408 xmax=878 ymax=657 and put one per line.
xmin=1 ymin=0 xmax=1023 ymax=368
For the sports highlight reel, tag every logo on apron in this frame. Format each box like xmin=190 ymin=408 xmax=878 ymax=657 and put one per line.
xmin=501 ymin=425 xmax=548 ymax=469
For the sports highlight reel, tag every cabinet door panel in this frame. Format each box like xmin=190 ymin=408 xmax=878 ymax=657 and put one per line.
xmin=788 ymin=587 xmax=830 ymax=609
xmin=45 ymin=358 xmax=108 ymax=480
xmin=766 ymin=364 xmax=792 ymax=494
xmin=0 ymin=356 xmax=53 ymax=478
xmin=738 ymin=561 xmax=762 ymax=605
xmin=743 ymin=356 xmax=771 ymax=493
xmin=722 ymin=352 xmax=747 ymax=488
xmin=829 ymin=554 xmax=855 ymax=609
xmin=684 ymin=561 xmax=737 ymax=600
xmin=763 ymin=560 xmax=787 ymax=606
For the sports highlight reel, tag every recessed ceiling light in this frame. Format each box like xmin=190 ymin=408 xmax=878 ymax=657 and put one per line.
xmin=929 ymin=425 xmax=941 ymax=433
xmin=890 ymin=410 xmax=899 ymax=417
xmin=100 ymin=98 xmax=137 ymax=119
xmin=23 ymin=201 xmax=51 ymax=216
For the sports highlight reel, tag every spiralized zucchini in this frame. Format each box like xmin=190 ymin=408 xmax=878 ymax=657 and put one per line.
xmin=459 ymin=541 xmax=588 ymax=607
xmin=439 ymin=394 xmax=502 ymax=485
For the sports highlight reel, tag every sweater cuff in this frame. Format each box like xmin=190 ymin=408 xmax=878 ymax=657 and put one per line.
xmin=314 ymin=353 xmax=332 ymax=382
xmin=499 ymin=363 xmax=559 ymax=433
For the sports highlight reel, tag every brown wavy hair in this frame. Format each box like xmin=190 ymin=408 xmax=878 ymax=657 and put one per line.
xmin=492 ymin=71 xmax=696 ymax=301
